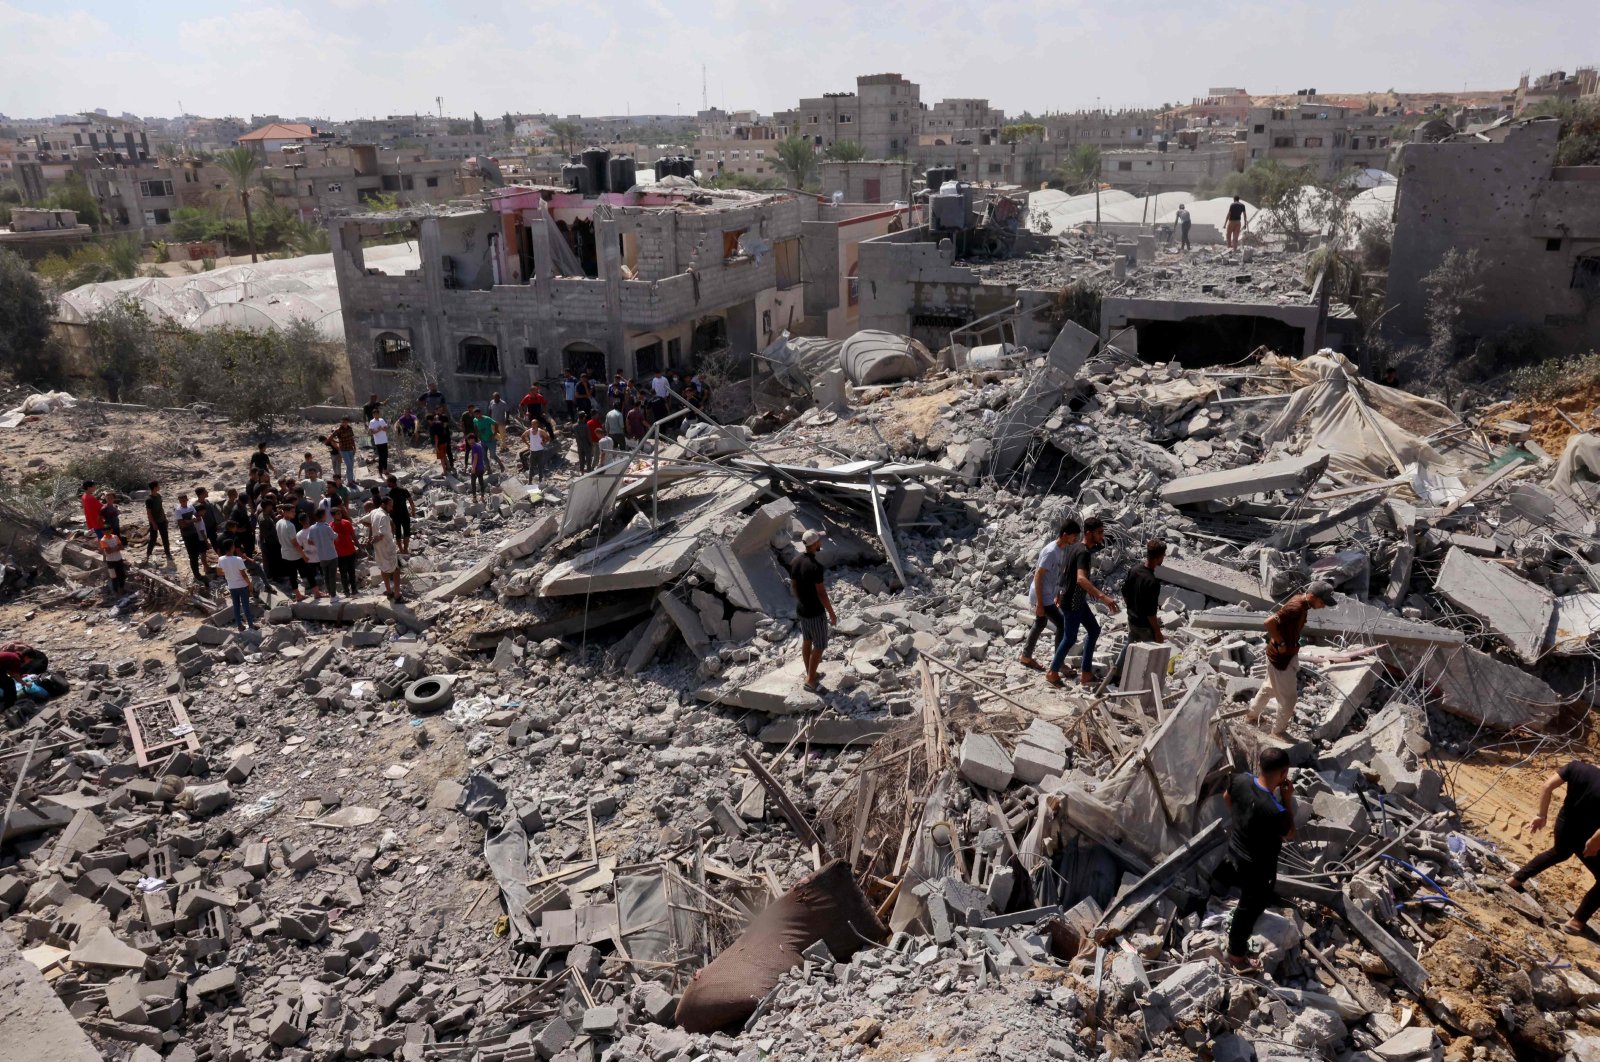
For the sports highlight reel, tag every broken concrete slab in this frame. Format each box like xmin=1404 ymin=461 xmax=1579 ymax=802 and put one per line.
xmin=0 ymin=934 xmax=102 ymax=1062
xmin=541 ymin=526 xmax=701 ymax=597
xmin=1435 ymin=546 xmax=1555 ymax=664
xmin=695 ymin=659 xmax=822 ymax=716
xmin=1191 ymin=599 xmax=1466 ymax=646
xmin=694 ymin=540 xmax=795 ymax=618
xmin=1311 ymin=661 xmax=1381 ymax=741
xmin=959 ymin=732 xmax=1014 ymax=791
xmin=756 ymin=716 xmax=897 ymax=746
xmin=730 ymin=498 xmax=796 ymax=556
xmin=1156 ymin=555 xmax=1275 ymax=610
xmin=1160 ymin=452 xmax=1329 ymax=506
xmin=657 ymin=592 xmax=711 ymax=655
xmin=422 ymin=557 xmax=495 ymax=603
xmin=68 ymin=927 xmax=147 ymax=971
xmin=559 ymin=457 xmax=630 ymax=540
xmin=1381 ymin=642 xmax=1562 ymax=731
xmin=494 ymin=514 xmax=559 ymax=563
xmin=1121 ymin=642 xmax=1172 ymax=714
xmin=623 ymin=611 xmax=678 ymax=675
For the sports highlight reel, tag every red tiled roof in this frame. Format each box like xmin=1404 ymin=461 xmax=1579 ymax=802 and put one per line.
xmin=239 ymin=122 xmax=315 ymax=141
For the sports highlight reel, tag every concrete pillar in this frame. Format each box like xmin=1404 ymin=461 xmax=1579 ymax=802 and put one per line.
xmin=597 ymin=218 xmax=627 ymax=377
xmin=1122 ymin=642 xmax=1173 ymax=715
xmin=813 ymin=367 xmax=848 ymax=413
xmin=1136 ymin=234 xmax=1157 ymax=263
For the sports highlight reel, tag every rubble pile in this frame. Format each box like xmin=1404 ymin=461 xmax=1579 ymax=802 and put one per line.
xmin=1 ymin=338 xmax=1599 ymax=1061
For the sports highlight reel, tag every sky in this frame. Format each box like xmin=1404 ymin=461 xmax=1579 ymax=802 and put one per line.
xmin=2 ymin=0 xmax=1598 ymax=122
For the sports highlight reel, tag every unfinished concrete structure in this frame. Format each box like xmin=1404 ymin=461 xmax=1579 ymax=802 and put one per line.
xmin=795 ymin=74 xmax=921 ymax=158
xmin=331 ymin=187 xmax=807 ymax=406
xmin=820 ymin=161 xmax=912 ymax=205
xmin=1100 ymin=144 xmax=1241 ymax=193
xmin=1244 ymin=103 xmax=1400 ymax=175
xmin=1386 ymin=119 xmax=1600 ymax=352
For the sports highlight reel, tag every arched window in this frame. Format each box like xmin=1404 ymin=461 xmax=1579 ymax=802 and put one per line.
xmin=374 ymin=332 xmax=411 ymax=369
xmin=457 ymin=336 xmax=500 ymax=376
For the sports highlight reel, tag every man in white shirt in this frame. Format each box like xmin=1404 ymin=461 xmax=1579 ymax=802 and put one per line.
xmin=275 ymin=505 xmax=306 ymax=601
xmin=295 ymin=516 xmax=328 ymax=600
xmin=217 ymin=538 xmax=256 ymax=631
xmin=524 ymin=423 xmax=550 ymax=483
xmin=368 ymin=414 xmax=391 ymax=476
xmin=1020 ymin=519 xmax=1079 ymax=670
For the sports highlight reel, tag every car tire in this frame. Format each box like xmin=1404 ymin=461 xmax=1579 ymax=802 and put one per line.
xmin=404 ymin=674 xmax=455 ymax=713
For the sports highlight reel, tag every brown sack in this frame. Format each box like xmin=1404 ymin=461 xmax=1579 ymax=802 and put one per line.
xmin=675 ymin=859 xmax=887 ymax=1033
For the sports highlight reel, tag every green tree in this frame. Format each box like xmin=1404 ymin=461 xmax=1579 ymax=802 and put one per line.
xmin=822 ymin=140 xmax=865 ymax=162
xmin=283 ymin=217 xmax=331 ymax=256
xmin=170 ymin=206 xmax=215 ymax=242
xmin=0 ymin=249 xmax=57 ymax=383
xmin=472 ymin=111 xmax=485 ymax=135
xmin=773 ymin=135 xmax=817 ymax=187
xmin=86 ymin=297 xmax=159 ymax=401
xmin=47 ymin=172 xmax=102 ymax=230
xmin=215 ymin=146 xmax=266 ymax=263
xmin=549 ymin=120 xmax=583 ymax=155
xmin=1052 ymin=144 xmax=1101 ymax=193
xmin=1000 ymin=123 xmax=1045 ymax=144
xmin=502 ymin=112 xmax=515 ymax=136
xmin=1524 ymin=98 xmax=1600 ymax=166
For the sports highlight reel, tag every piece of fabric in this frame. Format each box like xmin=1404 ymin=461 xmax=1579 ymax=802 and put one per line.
xmin=1249 ymin=660 xmax=1299 ymax=735
xmin=799 ymin=612 xmax=830 ymax=653
xmin=676 ymin=860 xmax=886 ymax=1034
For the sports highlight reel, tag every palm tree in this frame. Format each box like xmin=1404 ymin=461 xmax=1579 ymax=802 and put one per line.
xmin=216 ymin=146 xmax=265 ymax=263
xmin=549 ymin=120 xmax=582 ymax=156
xmin=823 ymin=140 xmax=865 ymax=162
xmin=284 ymin=217 xmax=331 ymax=256
xmin=1052 ymin=144 xmax=1101 ymax=194
xmin=774 ymin=136 xmax=816 ymax=188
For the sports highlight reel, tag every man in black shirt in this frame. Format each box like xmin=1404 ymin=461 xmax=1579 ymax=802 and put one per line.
xmin=788 ymin=529 xmax=836 ymax=693
xmin=385 ymin=475 xmax=416 ymax=554
xmin=1048 ymin=516 xmax=1119 ymax=688
xmin=143 ymin=480 xmax=172 ymax=567
xmin=249 ymin=443 xmax=274 ymax=479
xmin=1509 ymin=761 xmax=1600 ymax=934
xmin=1216 ymin=747 xmax=1295 ymax=969
xmin=1122 ymin=538 xmax=1165 ymax=643
xmin=1225 ymin=196 xmax=1248 ymax=249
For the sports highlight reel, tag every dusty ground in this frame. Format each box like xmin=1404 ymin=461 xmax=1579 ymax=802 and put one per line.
xmin=1499 ymin=375 xmax=1600 ymax=455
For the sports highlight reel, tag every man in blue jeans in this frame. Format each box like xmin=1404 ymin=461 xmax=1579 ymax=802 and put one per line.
xmin=216 ymin=538 xmax=257 ymax=631
xmin=1047 ymin=516 xmax=1119 ymax=687
xmin=1020 ymin=519 xmax=1078 ymax=671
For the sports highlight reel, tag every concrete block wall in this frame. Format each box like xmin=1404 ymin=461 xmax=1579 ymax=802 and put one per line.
xmin=1386 ymin=120 xmax=1600 ymax=350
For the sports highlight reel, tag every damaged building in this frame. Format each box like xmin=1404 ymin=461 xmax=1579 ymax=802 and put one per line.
xmin=332 ymin=177 xmax=916 ymax=403
xmin=1386 ymin=118 xmax=1600 ymax=352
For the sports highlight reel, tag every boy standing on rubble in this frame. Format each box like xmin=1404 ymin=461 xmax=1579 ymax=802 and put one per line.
xmin=1247 ymin=581 xmax=1335 ymax=736
xmin=1508 ymin=761 xmax=1600 ymax=936
xmin=1047 ymin=516 xmax=1118 ymax=688
xmin=1020 ymin=519 xmax=1077 ymax=671
xmin=790 ymin=529 xmax=836 ymax=693
xmin=1122 ymin=539 xmax=1166 ymax=644
xmin=1218 ymin=747 xmax=1296 ymax=970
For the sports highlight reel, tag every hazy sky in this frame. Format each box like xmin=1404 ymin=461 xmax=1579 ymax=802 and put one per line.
xmin=3 ymin=0 xmax=1596 ymax=121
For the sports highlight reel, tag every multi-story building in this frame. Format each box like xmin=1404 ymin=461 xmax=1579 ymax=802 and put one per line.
xmin=795 ymin=74 xmax=921 ymax=158
xmin=1043 ymin=111 xmax=1157 ymax=150
xmin=693 ymin=122 xmax=780 ymax=180
xmin=1100 ymin=144 xmax=1241 ymax=193
xmin=329 ymin=185 xmax=808 ymax=403
xmin=1386 ymin=118 xmax=1600 ymax=355
xmin=820 ymin=161 xmax=912 ymax=204
xmin=922 ymin=98 xmax=1005 ymax=143
xmin=239 ymin=122 xmax=319 ymax=157
xmin=1515 ymin=68 xmax=1599 ymax=114
xmin=912 ymin=139 xmax=1067 ymax=188
xmin=1244 ymin=103 xmax=1402 ymax=175
xmin=1186 ymin=88 xmax=1253 ymax=127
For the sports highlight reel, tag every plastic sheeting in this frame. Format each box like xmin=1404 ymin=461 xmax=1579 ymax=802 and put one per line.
xmin=839 ymin=330 xmax=934 ymax=386
xmin=55 ymin=243 xmax=420 ymax=342
xmin=1259 ymin=351 xmax=1466 ymax=480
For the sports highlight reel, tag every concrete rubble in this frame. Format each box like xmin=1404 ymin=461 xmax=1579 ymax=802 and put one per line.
xmin=1 ymin=335 xmax=1598 ymax=1062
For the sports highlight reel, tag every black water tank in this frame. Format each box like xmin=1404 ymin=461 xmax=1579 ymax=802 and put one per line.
xmin=926 ymin=168 xmax=946 ymax=193
xmin=581 ymin=148 xmax=610 ymax=195
xmin=562 ymin=164 xmax=591 ymax=196
xmin=609 ymin=155 xmax=636 ymax=193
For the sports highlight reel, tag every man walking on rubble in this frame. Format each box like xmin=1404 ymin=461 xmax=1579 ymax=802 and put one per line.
xmin=1020 ymin=519 xmax=1078 ymax=671
xmin=1122 ymin=539 xmax=1166 ymax=644
xmin=1246 ymin=580 xmax=1335 ymax=737
xmin=1176 ymin=204 xmax=1192 ymax=251
xmin=1508 ymin=761 xmax=1600 ymax=936
xmin=1225 ymin=196 xmax=1247 ymax=250
xmin=790 ymin=529 xmax=836 ymax=693
xmin=1047 ymin=516 xmax=1119 ymax=688
xmin=1217 ymin=747 xmax=1296 ymax=970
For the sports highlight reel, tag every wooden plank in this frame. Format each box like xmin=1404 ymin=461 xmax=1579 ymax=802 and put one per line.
xmin=738 ymin=748 xmax=825 ymax=854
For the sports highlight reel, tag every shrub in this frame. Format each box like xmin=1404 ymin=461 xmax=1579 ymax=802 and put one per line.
xmin=64 ymin=444 xmax=155 ymax=496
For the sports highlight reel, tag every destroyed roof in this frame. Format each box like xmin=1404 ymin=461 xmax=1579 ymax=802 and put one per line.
xmin=54 ymin=243 xmax=419 ymax=340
